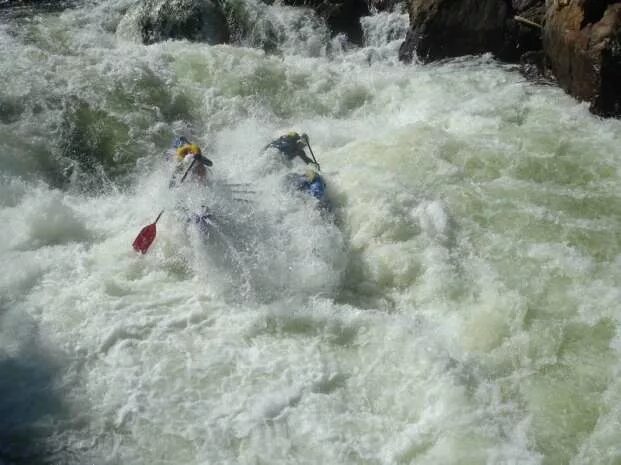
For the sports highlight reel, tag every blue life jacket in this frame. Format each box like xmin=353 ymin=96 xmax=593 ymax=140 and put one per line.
xmin=287 ymin=173 xmax=326 ymax=200
xmin=308 ymin=177 xmax=326 ymax=200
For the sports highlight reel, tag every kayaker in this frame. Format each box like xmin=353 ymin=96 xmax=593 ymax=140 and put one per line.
xmin=169 ymin=136 xmax=213 ymax=186
xmin=265 ymin=131 xmax=314 ymax=165
xmin=169 ymin=136 xmax=214 ymax=232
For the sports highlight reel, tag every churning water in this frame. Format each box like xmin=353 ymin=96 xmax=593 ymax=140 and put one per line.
xmin=1 ymin=1 xmax=620 ymax=464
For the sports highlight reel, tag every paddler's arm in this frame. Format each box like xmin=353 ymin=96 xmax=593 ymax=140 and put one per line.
xmin=194 ymin=153 xmax=213 ymax=167
xmin=297 ymin=150 xmax=314 ymax=165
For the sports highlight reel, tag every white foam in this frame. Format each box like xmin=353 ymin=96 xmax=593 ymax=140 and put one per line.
xmin=1 ymin=1 xmax=621 ymax=463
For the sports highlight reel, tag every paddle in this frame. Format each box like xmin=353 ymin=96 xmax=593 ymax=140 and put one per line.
xmin=194 ymin=154 xmax=213 ymax=167
xmin=132 ymin=158 xmax=197 ymax=254
xmin=302 ymin=135 xmax=320 ymax=171
xmin=132 ymin=210 xmax=163 ymax=254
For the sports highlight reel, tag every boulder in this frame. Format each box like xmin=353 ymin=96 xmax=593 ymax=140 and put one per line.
xmin=398 ymin=0 xmax=512 ymax=63
xmin=543 ymin=0 xmax=621 ymax=117
xmin=280 ymin=0 xmax=370 ymax=43
xmin=136 ymin=0 xmax=229 ymax=45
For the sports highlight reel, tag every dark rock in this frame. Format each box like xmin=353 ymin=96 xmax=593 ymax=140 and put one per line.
xmin=543 ymin=0 xmax=621 ymax=117
xmin=135 ymin=0 xmax=229 ymax=45
xmin=399 ymin=0 xmax=512 ymax=63
xmin=519 ymin=50 xmax=556 ymax=82
xmin=512 ymin=0 xmax=542 ymax=11
xmin=367 ymin=0 xmax=402 ymax=13
xmin=504 ymin=3 xmax=545 ymax=61
xmin=281 ymin=0 xmax=370 ymax=44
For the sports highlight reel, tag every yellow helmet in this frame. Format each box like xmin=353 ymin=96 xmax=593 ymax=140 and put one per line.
xmin=287 ymin=131 xmax=299 ymax=138
xmin=189 ymin=144 xmax=201 ymax=155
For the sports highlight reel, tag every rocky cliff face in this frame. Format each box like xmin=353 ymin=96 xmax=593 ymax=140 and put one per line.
xmin=544 ymin=0 xmax=621 ymax=116
xmin=398 ymin=0 xmax=621 ymax=117
xmin=398 ymin=0 xmax=545 ymax=63
xmin=398 ymin=0 xmax=512 ymax=63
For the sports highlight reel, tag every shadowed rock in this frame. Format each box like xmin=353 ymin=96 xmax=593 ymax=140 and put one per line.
xmin=519 ymin=50 xmax=556 ymax=83
xmin=399 ymin=0 xmax=518 ymax=63
xmin=134 ymin=0 xmax=229 ymax=45
xmin=398 ymin=0 xmax=546 ymax=63
xmin=280 ymin=0 xmax=370 ymax=43
xmin=508 ymin=0 xmax=546 ymax=58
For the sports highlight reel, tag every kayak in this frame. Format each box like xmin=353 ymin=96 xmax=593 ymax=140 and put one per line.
xmin=284 ymin=172 xmax=330 ymax=211
xmin=177 ymin=205 xmax=213 ymax=234
xmin=187 ymin=209 xmax=213 ymax=234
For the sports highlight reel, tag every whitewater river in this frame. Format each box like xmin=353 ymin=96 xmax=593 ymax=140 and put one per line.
xmin=1 ymin=1 xmax=620 ymax=464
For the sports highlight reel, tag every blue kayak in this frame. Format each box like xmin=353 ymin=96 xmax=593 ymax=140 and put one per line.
xmin=285 ymin=172 xmax=330 ymax=210
xmin=181 ymin=206 xmax=213 ymax=234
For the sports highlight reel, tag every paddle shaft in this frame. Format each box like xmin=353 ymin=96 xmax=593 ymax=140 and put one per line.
xmin=305 ymin=140 xmax=320 ymax=170
xmin=179 ymin=158 xmax=197 ymax=183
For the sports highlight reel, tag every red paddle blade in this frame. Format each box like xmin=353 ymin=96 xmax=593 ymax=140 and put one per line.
xmin=132 ymin=223 xmax=157 ymax=254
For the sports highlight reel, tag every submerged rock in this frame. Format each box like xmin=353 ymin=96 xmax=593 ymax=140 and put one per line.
xmin=519 ymin=50 xmax=554 ymax=82
xmin=131 ymin=0 xmax=229 ymax=45
xmin=58 ymin=98 xmax=136 ymax=189
xmin=280 ymin=0 xmax=370 ymax=44
xmin=543 ymin=0 xmax=621 ymax=117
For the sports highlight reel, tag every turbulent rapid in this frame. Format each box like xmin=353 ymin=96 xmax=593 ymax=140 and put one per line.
xmin=1 ymin=1 xmax=620 ymax=464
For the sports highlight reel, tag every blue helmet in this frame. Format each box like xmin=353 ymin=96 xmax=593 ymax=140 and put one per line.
xmin=173 ymin=136 xmax=190 ymax=148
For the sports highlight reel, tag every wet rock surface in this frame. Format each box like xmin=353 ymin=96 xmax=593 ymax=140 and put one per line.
xmin=134 ymin=0 xmax=229 ymax=45
xmin=398 ymin=0 xmax=513 ymax=63
xmin=280 ymin=0 xmax=370 ymax=43
xmin=543 ymin=0 xmax=621 ymax=116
